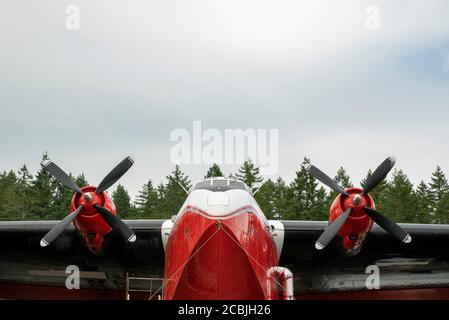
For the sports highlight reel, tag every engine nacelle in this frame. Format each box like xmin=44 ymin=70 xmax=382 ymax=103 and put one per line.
xmin=41 ymin=157 xmax=135 ymax=253
xmin=71 ymin=186 xmax=116 ymax=253
xmin=310 ymin=157 xmax=411 ymax=255
xmin=329 ymin=187 xmax=374 ymax=255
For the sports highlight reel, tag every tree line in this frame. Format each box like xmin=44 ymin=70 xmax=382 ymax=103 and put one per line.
xmin=0 ymin=153 xmax=448 ymax=223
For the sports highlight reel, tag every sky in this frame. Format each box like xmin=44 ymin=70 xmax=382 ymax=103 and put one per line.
xmin=1 ymin=0 xmax=449 ymax=198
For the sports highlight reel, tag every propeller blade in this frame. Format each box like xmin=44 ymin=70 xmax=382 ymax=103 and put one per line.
xmin=362 ymin=157 xmax=396 ymax=195
xmin=40 ymin=205 xmax=84 ymax=247
xmin=315 ymin=207 xmax=352 ymax=250
xmin=96 ymin=157 xmax=134 ymax=194
xmin=363 ymin=206 xmax=411 ymax=243
xmin=44 ymin=161 xmax=82 ymax=194
xmin=94 ymin=204 xmax=136 ymax=242
xmin=308 ymin=165 xmax=350 ymax=197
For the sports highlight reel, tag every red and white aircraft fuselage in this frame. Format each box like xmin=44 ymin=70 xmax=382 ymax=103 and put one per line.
xmin=161 ymin=178 xmax=289 ymax=300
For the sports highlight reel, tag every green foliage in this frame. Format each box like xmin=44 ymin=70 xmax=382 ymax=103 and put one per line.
xmin=134 ymin=179 xmax=162 ymax=218
xmin=0 ymin=170 xmax=23 ymax=220
xmin=30 ymin=152 xmax=57 ymax=220
xmin=437 ymin=193 xmax=449 ymax=224
xmin=235 ymin=159 xmax=263 ymax=191
xmin=112 ymin=184 xmax=136 ymax=219
xmin=284 ymin=158 xmax=328 ymax=220
xmin=429 ymin=166 xmax=449 ymax=223
xmin=159 ymin=165 xmax=191 ymax=218
xmin=16 ymin=165 xmax=33 ymax=220
xmin=414 ymin=181 xmax=433 ymax=223
xmin=381 ymin=170 xmax=416 ymax=222
xmin=429 ymin=166 xmax=449 ymax=202
xmin=205 ymin=163 xmax=223 ymax=178
xmin=1 ymin=153 xmax=449 ymax=224
xmin=255 ymin=177 xmax=288 ymax=219
xmin=254 ymin=179 xmax=277 ymax=219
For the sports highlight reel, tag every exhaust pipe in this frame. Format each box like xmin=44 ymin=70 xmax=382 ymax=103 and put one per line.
xmin=266 ymin=266 xmax=294 ymax=300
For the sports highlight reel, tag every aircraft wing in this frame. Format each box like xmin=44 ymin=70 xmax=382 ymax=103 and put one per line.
xmin=0 ymin=220 xmax=168 ymax=299
xmin=277 ymin=220 xmax=449 ymax=298
xmin=3 ymin=219 xmax=449 ymax=299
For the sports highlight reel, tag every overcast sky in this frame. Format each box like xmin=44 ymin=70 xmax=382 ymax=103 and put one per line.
xmin=1 ymin=0 xmax=449 ymax=198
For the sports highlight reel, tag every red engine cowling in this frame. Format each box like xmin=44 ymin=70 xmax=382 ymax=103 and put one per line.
xmin=71 ymin=186 xmax=116 ymax=253
xmin=329 ymin=187 xmax=374 ymax=254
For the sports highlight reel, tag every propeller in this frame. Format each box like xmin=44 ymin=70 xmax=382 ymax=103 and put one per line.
xmin=308 ymin=165 xmax=350 ymax=197
xmin=94 ymin=204 xmax=136 ymax=242
xmin=40 ymin=205 xmax=84 ymax=247
xmin=363 ymin=207 xmax=411 ymax=243
xmin=315 ymin=207 xmax=352 ymax=250
xmin=362 ymin=157 xmax=396 ymax=195
xmin=40 ymin=157 xmax=136 ymax=247
xmin=44 ymin=161 xmax=83 ymax=194
xmin=309 ymin=157 xmax=411 ymax=250
xmin=96 ymin=157 xmax=134 ymax=194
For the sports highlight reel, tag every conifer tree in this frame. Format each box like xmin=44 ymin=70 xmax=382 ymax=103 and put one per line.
xmin=254 ymin=179 xmax=277 ymax=219
xmin=428 ymin=166 xmax=449 ymax=223
xmin=285 ymin=158 xmax=328 ymax=220
xmin=112 ymin=184 xmax=134 ymax=218
xmin=31 ymin=153 xmax=57 ymax=220
xmin=0 ymin=170 xmax=23 ymax=220
xmin=429 ymin=166 xmax=449 ymax=203
xmin=161 ymin=166 xmax=191 ymax=217
xmin=415 ymin=180 xmax=433 ymax=223
xmin=75 ymin=174 xmax=89 ymax=188
xmin=235 ymin=159 xmax=263 ymax=191
xmin=17 ymin=165 xmax=33 ymax=220
xmin=273 ymin=177 xmax=290 ymax=220
xmin=0 ymin=154 xmax=448 ymax=224
xmin=135 ymin=179 xmax=159 ymax=218
xmin=205 ymin=163 xmax=223 ymax=178
xmin=155 ymin=182 xmax=169 ymax=217
xmin=436 ymin=193 xmax=449 ymax=224
xmin=381 ymin=170 xmax=416 ymax=222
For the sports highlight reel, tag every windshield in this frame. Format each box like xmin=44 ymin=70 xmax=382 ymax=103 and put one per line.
xmin=193 ymin=179 xmax=248 ymax=192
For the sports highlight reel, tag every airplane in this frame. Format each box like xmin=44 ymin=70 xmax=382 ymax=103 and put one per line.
xmin=1 ymin=156 xmax=449 ymax=300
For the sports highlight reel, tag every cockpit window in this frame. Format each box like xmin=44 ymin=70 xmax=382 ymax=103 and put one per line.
xmin=193 ymin=179 xmax=248 ymax=192
xmin=213 ymin=180 xmax=228 ymax=187
xmin=229 ymin=180 xmax=247 ymax=190
xmin=193 ymin=180 xmax=212 ymax=189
